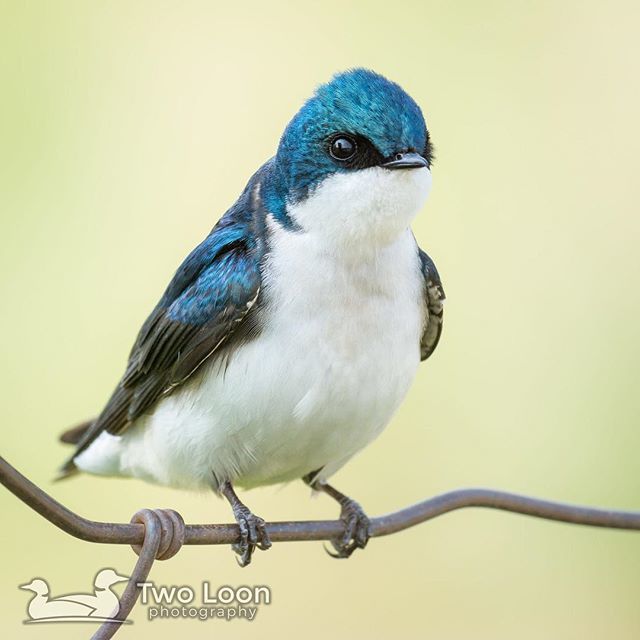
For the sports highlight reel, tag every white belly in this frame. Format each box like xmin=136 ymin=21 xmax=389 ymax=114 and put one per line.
xmin=76 ymin=225 xmax=425 ymax=490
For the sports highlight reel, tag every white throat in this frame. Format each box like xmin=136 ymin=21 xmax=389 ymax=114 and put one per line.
xmin=285 ymin=166 xmax=431 ymax=251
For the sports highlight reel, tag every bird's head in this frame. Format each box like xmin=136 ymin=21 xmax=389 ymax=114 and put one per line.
xmin=265 ymin=68 xmax=433 ymax=247
xmin=94 ymin=569 xmax=129 ymax=589
xmin=20 ymin=579 xmax=49 ymax=595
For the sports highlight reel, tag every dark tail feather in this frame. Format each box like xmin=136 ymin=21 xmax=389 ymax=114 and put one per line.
xmin=54 ymin=459 xmax=79 ymax=482
xmin=55 ymin=419 xmax=94 ymax=481
xmin=60 ymin=420 xmax=93 ymax=444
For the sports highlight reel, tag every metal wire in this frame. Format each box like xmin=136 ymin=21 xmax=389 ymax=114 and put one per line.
xmin=2 ymin=453 xmax=639 ymax=640
xmin=91 ymin=510 xmax=163 ymax=640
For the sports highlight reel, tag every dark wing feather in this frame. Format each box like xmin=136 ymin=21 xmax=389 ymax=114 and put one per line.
xmin=65 ymin=168 xmax=268 ymax=466
xmin=418 ymin=248 xmax=445 ymax=361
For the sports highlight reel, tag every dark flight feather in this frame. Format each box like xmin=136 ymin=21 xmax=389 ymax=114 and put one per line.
xmin=418 ymin=247 xmax=445 ymax=361
xmin=59 ymin=164 xmax=270 ymax=474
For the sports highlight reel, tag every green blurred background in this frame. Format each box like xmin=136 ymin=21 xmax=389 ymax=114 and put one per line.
xmin=1 ymin=1 xmax=639 ymax=638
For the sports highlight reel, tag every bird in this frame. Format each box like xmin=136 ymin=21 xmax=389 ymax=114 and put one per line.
xmin=57 ymin=569 xmax=129 ymax=619
xmin=59 ymin=68 xmax=445 ymax=566
xmin=20 ymin=570 xmax=128 ymax=621
xmin=20 ymin=579 xmax=96 ymax=620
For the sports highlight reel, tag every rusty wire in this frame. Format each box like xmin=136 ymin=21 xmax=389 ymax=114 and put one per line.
xmin=2 ymin=453 xmax=640 ymax=639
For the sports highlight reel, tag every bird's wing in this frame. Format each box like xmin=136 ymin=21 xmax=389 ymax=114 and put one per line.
xmin=418 ymin=247 xmax=445 ymax=361
xmin=65 ymin=172 xmax=268 ymax=464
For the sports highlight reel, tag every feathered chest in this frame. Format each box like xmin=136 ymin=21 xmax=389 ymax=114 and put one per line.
xmin=254 ymin=222 xmax=426 ymax=400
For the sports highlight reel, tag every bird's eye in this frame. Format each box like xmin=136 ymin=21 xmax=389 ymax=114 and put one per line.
xmin=329 ymin=135 xmax=357 ymax=161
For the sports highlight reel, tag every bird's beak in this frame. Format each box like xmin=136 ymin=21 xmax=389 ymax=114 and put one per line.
xmin=19 ymin=583 xmax=34 ymax=590
xmin=114 ymin=574 xmax=129 ymax=583
xmin=381 ymin=152 xmax=429 ymax=170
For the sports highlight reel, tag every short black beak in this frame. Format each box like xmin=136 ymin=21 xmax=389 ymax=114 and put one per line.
xmin=381 ymin=152 xmax=429 ymax=170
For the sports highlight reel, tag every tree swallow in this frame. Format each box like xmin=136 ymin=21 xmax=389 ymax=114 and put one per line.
xmin=59 ymin=68 xmax=445 ymax=566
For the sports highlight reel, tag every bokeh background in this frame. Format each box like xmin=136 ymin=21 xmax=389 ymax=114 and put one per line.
xmin=1 ymin=1 xmax=639 ymax=638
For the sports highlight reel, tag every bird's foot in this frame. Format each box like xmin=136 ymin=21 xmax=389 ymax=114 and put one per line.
xmin=302 ymin=474 xmax=371 ymax=559
xmin=230 ymin=502 xmax=272 ymax=567
xmin=219 ymin=481 xmax=271 ymax=567
xmin=326 ymin=497 xmax=371 ymax=559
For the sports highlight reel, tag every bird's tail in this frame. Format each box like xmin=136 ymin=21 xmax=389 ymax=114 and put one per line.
xmin=54 ymin=461 xmax=79 ymax=482
xmin=59 ymin=420 xmax=93 ymax=445
xmin=55 ymin=419 xmax=93 ymax=481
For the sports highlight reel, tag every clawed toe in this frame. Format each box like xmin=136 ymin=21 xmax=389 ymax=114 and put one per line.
xmin=219 ymin=480 xmax=272 ymax=567
xmin=326 ymin=498 xmax=371 ymax=559
xmin=231 ymin=505 xmax=272 ymax=567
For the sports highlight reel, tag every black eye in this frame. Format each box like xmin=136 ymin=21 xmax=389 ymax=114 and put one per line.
xmin=329 ymin=135 xmax=357 ymax=161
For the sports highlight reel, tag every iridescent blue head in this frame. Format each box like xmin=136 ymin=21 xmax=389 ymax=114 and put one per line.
xmin=263 ymin=69 xmax=433 ymax=240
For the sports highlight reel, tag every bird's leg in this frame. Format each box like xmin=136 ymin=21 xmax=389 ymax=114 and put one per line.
xmin=219 ymin=480 xmax=271 ymax=567
xmin=303 ymin=472 xmax=371 ymax=558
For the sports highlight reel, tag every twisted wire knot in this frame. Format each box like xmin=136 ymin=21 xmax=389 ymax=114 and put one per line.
xmin=130 ymin=508 xmax=185 ymax=560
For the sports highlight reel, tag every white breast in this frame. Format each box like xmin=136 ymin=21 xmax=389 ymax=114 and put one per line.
xmin=76 ymin=167 xmax=431 ymax=490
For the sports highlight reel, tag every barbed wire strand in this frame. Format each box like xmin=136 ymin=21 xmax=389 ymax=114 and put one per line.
xmin=2 ymin=454 xmax=639 ymax=639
